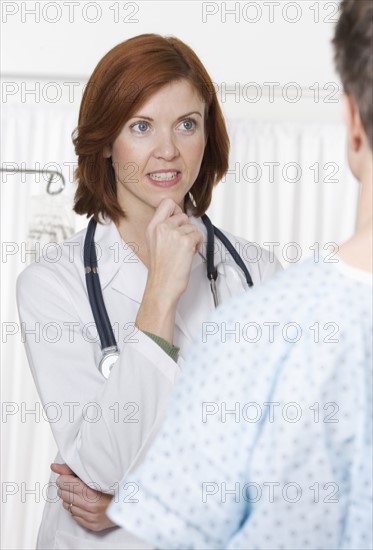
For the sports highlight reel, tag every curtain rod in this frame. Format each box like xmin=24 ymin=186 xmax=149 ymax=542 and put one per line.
xmin=0 ymin=167 xmax=65 ymax=195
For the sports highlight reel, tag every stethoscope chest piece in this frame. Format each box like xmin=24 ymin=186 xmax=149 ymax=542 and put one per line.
xmin=99 ymin=348 xmax=120 ymax=379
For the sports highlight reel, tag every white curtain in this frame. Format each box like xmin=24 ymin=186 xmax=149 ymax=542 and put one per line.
xmin=207 ymin=120 xmax=358 ymax=261
xmin=1 ymin=102 xmax=358 ymax=549
xmin=1 ymin=104 xmax=81 ymax=549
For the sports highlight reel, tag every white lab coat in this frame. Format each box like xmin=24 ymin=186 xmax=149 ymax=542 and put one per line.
xmin=17 ymin=215 xmax=282 ymax=549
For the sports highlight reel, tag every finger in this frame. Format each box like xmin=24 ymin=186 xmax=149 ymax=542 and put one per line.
xmin=56 ymin=474 xmax=85 ymax=495
xmin=51 ymin=463 xmax=75 ymax=476
xmin=69 ymin=504 xmax=112 ymax=527
xmin=151 ymin=199 xmax=182 ymax=225
xmin=179 ymin=226 xmax=204 ymax=252
xmin=62 ymin=501 xmax=91 ymax=521
xmin=178 ymin=225 xmax=204 ymax=243
xmin=163 ymin=212 xmax=189 ymax=228
xmin=56 ymin=474 xmax=100 ymax=499
xmin=60 ymin=491 xmax=97 ymax=512
xmin=56 ymin=473 xmax=81 ymax=487
xmin=59 ymin=489 xmax=86 ymax=508
xmin=59 ymin=487 xmax=106 ymax=509
xmin=58 ymin=484 xmax=96 ymax=504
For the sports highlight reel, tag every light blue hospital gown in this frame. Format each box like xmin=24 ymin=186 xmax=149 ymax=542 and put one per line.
xmin=108 ymin=257 xmax=373 ymax=550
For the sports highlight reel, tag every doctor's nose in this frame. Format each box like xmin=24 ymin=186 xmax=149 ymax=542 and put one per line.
xmin=153 ymin=130 xmax=180 ymax=161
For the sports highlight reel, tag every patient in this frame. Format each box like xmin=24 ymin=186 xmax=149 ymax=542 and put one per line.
xmin=107 ymin=1 xmax=373 ymax=548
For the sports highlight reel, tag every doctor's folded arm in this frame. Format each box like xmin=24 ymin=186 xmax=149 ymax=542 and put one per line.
xmin=16 ymin=34 xmax=281 ymax=549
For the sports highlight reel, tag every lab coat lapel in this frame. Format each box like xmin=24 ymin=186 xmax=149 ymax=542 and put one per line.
xmin=172 ymin=215 xmax=216 ymax=344
xmin=94 ymin=218 xmax=147 ymax=303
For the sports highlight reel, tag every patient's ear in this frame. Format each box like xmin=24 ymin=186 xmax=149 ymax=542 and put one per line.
xmin=103 ymin=145 xmax=112 ymax=158
xmin=342 ymin=93 xmax=371 ymax=181
xmin=342 ymin=93 xmax=363 ymax=152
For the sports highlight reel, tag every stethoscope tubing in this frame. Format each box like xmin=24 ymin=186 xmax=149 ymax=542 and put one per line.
xmin=212 ymin=224 xmax=253 ymax=287
xmin=84 ymin=214 xmax=253 ymax=361
xmin=84 ymin=218 xmax=117 ymax=351
xmin=200 ymin=214 xmax=253 ymax=288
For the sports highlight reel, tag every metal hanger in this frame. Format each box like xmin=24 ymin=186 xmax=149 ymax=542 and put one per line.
xmin=0 ymin=167 xmax=65 ymax=195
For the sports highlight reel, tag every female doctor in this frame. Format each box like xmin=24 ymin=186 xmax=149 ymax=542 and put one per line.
xmin=17 ymin=34 xmax=281 ymax=549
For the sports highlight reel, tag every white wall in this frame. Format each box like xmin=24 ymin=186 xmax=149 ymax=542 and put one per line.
xmin=2 ymin=1 xmax=338 ymax=79
xmin=2 ymin=0 xmax=342 ymax=121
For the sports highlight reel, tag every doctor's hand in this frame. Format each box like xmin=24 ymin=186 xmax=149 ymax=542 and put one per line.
xmin=51 ymin=463 xmax=116 ymax=532
xmin=136 ymin=198 xmax=203 ymax=343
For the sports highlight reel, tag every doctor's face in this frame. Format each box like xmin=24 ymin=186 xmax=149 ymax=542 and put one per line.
xmin=104 ymin=80 xmax=207 ymax=214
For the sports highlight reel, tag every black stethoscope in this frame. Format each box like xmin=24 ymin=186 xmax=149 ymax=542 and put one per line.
xmin=84 ymin=214 xmax=253 ymax=378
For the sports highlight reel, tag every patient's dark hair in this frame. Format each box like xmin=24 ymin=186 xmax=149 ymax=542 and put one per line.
xmin=333 ymin=0 xmax=373 ymax=149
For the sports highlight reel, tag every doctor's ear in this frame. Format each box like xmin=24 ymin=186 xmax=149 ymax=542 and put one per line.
xmin=103 ymin=145 xmax=112 ymax=159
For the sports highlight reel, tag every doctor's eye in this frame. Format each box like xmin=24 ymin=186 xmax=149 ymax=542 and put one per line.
xmin=130 ymin=121 xmax=150 ymax=134
xmin=178 ymin=118 xmax=197 ymax=132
